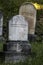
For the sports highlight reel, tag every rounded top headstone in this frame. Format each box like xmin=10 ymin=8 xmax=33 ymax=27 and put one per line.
xmin=19 ymin=2 xmax=36 ymax=34
xmin=8 ymin=15 xmax=28 ymax=41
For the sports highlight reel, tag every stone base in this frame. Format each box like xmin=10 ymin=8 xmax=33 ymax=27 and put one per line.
xmin=3 ymin=41 xmax=31 ymax=63
xmin=5 ymin=52 xmax=28 ymax=63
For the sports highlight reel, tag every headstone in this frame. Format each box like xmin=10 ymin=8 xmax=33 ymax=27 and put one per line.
xmin=19 ymin=2 xmax=36 ymax=35
xmin=0 ymin=11 xmax=3 ymax=39
xmin=9 ymin=15 xmax=28 ymax=41
xmin=4 ymin=15 xmax=31 ymax=63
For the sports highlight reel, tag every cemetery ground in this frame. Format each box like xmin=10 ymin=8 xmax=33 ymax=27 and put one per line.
xmin=0 ymin=41 xmax=43 ymax=65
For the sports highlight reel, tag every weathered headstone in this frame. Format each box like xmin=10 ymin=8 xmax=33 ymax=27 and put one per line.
xmin=5 ymin=15 xmax=31 ymax=63
xmin=0 ymin=11 xmax=3 ymax=39
xmin=19 ymin=2 xmax=36 ymax=35
xmin=9 ymin=15 xmax=28 ymax=41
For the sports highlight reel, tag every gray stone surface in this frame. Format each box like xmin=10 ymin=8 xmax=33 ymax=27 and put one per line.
xmin=5 ymin=55 xmax=27 ymax=63
xmin=9 ymin=15 xmax=28 ymax=41
xmin=6 ymin=41 xmax=31 ymax=51
xmin=0 ymin=12 xmax=3 ymax=36
xmin=5 ymin=41 xmax=31 ymax=63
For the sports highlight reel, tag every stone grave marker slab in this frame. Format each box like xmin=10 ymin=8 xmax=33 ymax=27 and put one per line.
xmin=19 ymin=2 xmax=36 ymax=35
xmin=8 ymin=15 xmax=28 ymax=41
xmin=4 ymin=15 xmax=31 ymax=63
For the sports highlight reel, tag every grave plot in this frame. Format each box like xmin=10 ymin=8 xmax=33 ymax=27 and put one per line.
xmin=4 ymin=15 xmax=31 ymax=63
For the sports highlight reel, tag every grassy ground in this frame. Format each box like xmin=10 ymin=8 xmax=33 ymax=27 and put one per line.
xmin=0 ymin=41 xmax=43 ymax=65
xmin=0 ymin=41 xmax=3 ymax=51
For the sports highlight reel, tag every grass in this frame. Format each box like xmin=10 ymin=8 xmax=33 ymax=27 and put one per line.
xmin=0 ymin=41 xmax=43 ymax=65
xmin=0 ymin=41 xmax=4 ymax=51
